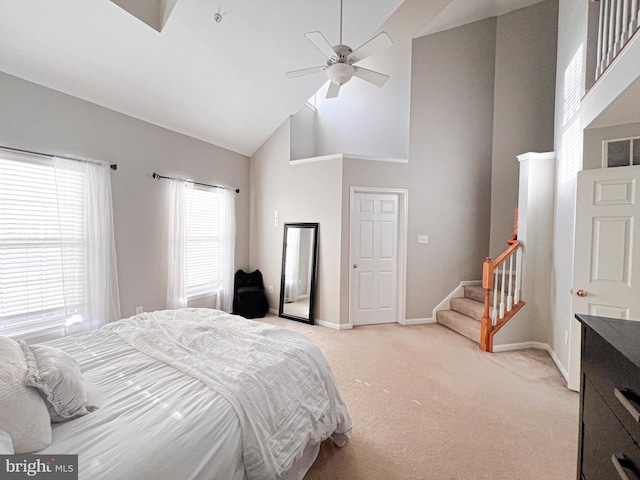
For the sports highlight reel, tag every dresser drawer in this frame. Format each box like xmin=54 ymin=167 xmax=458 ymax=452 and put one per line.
xmin=583 ymin=326 xmax=640 ymax=443
xmin=582 ymin=378 xmax=640 ymax=480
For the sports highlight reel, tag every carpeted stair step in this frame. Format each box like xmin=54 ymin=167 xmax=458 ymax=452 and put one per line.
xmin=436 ymin=309 xmax=481 ymax=343
xmin=450 ymin=297 xmax=484 ymax=321
xmin=464 ymin=285 xmax=502 ymax=305
xmin=464 ymin=285 xmax=486 ymax=303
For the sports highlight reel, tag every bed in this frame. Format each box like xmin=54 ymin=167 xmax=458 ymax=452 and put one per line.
xmin=0 ymin=308 xmax=352 ymax=480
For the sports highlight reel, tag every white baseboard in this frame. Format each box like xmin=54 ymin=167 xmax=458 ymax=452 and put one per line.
xmin=268 ymin=308 xmax=278 ymax=315
xmin=315 ymin=319 xmax=352 ymax=330
xmin=432 ymin=280 xmax=481 ymax=319
xmin=405 ymin=318 xmax=435 ymax=325
xmin=492 ymin=341 xmax=568 ymax=381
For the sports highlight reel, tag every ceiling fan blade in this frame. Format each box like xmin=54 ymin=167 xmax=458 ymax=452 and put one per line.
xmin=326 ymin=81 xmax=340 ymax=99
xmin=305 ymin=31 xmax=338 ymax=62
xmin=353 ymin=66 xmax=389 ymax=87
xmin=285 ymin=66 xmax=326 ymax=78
xmin=347 ymin=31 xmax=393 ymax=64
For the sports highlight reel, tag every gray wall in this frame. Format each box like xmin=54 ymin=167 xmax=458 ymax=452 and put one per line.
xmin=251 ymin=18 xmax=497 ymax=326
xmin=489 ymin=0 xmax=558 ymax=259
xmin=250 ymin=119 xmax=343 ymax=323
xmin=382 ymin=17 xmax=496 ymax=320
xmin=0 ymin=71 xmax=250 ymax=319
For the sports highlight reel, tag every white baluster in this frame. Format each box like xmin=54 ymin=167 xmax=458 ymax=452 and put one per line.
xmin=499 ymin=266 xmax=506 ymax=319
xmin=597 ymin=0 xmax=606 ymax=78
xmin=492 ymin=267 xmax=499 ymax=325
xmin=632 ymin=0 xmax=639 ymax=33
xmin=602 ymin=0 xmax=611 ymax=71
xmin=514 ymin=248 xmax=522 ymax=305
xmin=507 ymin=254 xmax=514 ymax=312
xmin=615 ymin=0 xmax=624 ymax=53
xmin=622 ymin=0 xmax=630 ymax=42
xmin=609 ymin=0 xmax=617 ymax=63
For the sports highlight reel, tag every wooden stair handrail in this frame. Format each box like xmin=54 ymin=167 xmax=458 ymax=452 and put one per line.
xmin=480 ymin=209 xmax=524 ymax=352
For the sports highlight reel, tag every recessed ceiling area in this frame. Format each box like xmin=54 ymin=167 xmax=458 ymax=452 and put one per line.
xmin=0 ymin=0 xmax=546 ymax=156
xmin=110 ymin=0 xmax=178 ymax=32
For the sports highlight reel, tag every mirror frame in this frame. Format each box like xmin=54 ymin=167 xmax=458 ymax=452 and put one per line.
xmin=278 ymin=222 xmax=319 ymax=325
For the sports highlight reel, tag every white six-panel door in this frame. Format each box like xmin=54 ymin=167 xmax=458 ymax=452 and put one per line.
xmin=350 ymin=192 xmax=399 ymax=325
xmin=568 ymin=165 xmax=640 ymax=389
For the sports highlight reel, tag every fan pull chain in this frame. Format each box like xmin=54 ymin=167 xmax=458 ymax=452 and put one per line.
xmin=339 ymin=0 xmax=343 ymax=45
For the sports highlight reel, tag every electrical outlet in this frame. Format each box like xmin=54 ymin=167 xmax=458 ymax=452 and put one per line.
xmin=274 ymin=218 xmax=279 ymax=227
xmin=563 ymin=330 xmax=569 ymax=344
xmin=269 ymin=285 xmax=274 ymax=293
xmin=418 ymin=235 xmax=429 ymax=244
xmin=136 ymin=306 xmax=143 ymax=314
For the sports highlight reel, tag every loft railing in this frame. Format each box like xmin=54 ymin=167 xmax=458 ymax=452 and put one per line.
xmin=480 ymin=210 xmax=525 ymax=352
xmin=596 ymin=0 xmax=640 ymax=79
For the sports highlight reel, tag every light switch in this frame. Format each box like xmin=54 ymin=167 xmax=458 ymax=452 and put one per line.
xmin=418 ymin=235 xmax=429 ymax=244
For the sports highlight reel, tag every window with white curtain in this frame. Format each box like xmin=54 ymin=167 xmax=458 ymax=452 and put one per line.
xmin=0 ymin=151 xmax=120 ymax=340
xmin=185 ymin=186 xmax=220 ymax=298
xmin=167 ymin=178 xmax=235 ymax=312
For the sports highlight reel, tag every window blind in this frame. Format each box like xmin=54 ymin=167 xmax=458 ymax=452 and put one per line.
xmin=0 ymin=156 xmax=86 ymax=333
xmin=185 ymin=186 xmax=220 ymax=298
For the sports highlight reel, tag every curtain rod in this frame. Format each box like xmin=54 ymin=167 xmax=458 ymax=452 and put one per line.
xmin=0 ymin=145 xmax=117 ymax=170
xmin=152 ymin=172 xmax=239 ymax=193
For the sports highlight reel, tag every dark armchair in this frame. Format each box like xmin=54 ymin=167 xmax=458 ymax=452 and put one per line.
xmin=232 ymin=269 xmax=269 ymax=319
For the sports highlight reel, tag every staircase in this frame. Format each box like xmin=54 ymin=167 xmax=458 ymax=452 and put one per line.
xmin=436 ymin=285 xmax=486 ymax=344
xmin=436 ymin=209 xmax=525 ymax=352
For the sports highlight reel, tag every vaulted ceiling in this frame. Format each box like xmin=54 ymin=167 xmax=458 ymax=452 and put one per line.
xmin=0 ymin=0 xmax=545 ymax=156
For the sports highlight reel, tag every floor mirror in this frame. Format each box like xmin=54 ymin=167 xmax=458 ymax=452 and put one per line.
xmin=279 ymin=223 xmax=319 ymax=324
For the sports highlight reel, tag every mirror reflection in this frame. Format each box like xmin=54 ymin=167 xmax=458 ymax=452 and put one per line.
xmin=279 ymin=223 xmax=318 ymax=324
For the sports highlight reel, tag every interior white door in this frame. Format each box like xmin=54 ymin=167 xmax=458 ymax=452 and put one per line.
xmin=350 ymin=192 xmax=399 ymax=325
xmin=568 ymin=165 xmax=640 ymax=389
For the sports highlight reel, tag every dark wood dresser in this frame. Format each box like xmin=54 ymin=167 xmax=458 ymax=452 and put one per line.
xmin=577 ymin=314 xmax=640 ymax=480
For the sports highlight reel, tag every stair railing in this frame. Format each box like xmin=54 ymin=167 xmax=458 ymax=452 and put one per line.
xmin=595 ymin=0 xmax=640 ymax=79
xmin=480 ymin=210 xmax=525 ymax=352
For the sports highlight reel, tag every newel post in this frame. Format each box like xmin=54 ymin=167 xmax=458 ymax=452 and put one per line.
xmin=480 ymin=257 xmax=494 ymax=352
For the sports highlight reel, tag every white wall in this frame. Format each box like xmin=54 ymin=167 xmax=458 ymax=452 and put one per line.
xmin=0 ymin=71 xmax=250 ymax=319
xmin=551 ymin=0 xmax=589 ymax=376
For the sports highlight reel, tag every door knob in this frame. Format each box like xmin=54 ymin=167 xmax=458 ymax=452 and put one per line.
xmin=576 ymin=289 xmax=588 ymax=297
xmin=353 ymin=264 xmax=358 ymax=269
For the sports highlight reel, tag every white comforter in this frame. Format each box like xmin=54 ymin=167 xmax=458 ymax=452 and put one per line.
xmin=42 ymin=309 xmax=352 ymax=480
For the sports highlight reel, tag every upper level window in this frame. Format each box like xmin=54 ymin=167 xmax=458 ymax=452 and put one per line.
xmin=603 ymin=136 xmax=640 ymax=168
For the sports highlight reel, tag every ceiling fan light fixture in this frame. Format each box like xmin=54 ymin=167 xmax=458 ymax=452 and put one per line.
xmin=327 ymin=63 xmax=354 ymax=86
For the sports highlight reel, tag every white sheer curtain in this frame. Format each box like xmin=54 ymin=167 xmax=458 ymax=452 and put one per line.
xmin=167 ymin=179 xmax=190 ymax=309
xmin=166 ymin=180 xmax=235 ymax=312
xmin=218 ymin=188 xmax=236 ymax=313
xmin=54 ymin=157 xmax=120 ymax=332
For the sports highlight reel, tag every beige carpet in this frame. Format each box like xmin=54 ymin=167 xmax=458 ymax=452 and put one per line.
xmin=260 ymin=316 xmax=579 ymax=480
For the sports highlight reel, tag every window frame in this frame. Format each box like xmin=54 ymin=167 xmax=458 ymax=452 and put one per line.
xmin=602 ymin=135 xmax=640 ymax=168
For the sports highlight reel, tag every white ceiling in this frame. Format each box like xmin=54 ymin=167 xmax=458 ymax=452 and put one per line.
xmin=0 ymin=0 xmax=545 ymax=157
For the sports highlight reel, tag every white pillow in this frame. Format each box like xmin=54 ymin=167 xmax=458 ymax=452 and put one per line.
xmin=0 ymin=336 xmax=51 ymax=453
xmin=21 ymin=342 xmax=94 ymax=423
xmin=0 ymin=430 xmax=14 ymax=454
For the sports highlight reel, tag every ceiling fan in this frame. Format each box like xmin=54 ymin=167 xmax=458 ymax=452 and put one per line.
xmin=286 ymin=0 xmax=393 ymax=99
